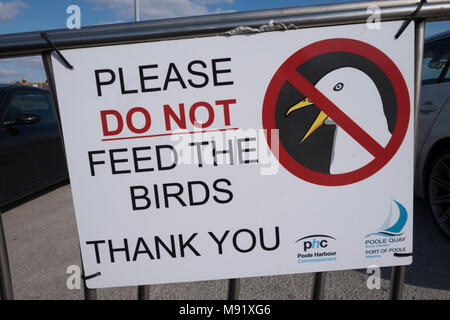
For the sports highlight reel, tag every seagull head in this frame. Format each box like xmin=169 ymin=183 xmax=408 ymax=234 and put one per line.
xmin=285 ymin=67 xmax=391 ymax=147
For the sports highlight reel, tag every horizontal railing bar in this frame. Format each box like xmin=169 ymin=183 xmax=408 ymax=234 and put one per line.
xmin=0 ymin=1 xmax=428 ymax=40
xmin=0 ymin=1 xmax=449 ymax=58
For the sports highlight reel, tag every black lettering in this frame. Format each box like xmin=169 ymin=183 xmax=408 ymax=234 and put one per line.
xmin=95 ymin=69 xmax=115 ymax=97
xmin=132 ymin=146 xmax=154 ymax=173
xmin=156 ymin=145 xmax=178 ymax=171
xmin=188 ymin=141 xmax=209 ymax=167
xmin=178 ymin=234 xmax=201 ymax=257
xmin=155 ymin=235 xmax=176 ymax=258
xmin=163 ymin=63 xmax=187 ymax=90
xmin=212 ymin=58 xmax=233 ymax=86
xmin=130 ymin=186 xmax=151 ymax=210
xmin=163 ymin=183 xmax=186 ymax=208
xmin=133 ymin=237 xmax=155 ymax=261
xmin=88 ymin=150 xmax=106 ymax=176
xmin=139 ymin=64 xmax=161 ymax=92
xmin=86 ymin=240 xmax=106 ymax=264
xmin=109 ymin=148 xmax=131 ymax=175
xmin=213 ymin=178 xmax=233 ymax=204
xmin=188 ymin=181 xmax=210 ymax=206
xmin=108 ymin=239 xmax=130 ymax=263
xmin=187 ymin=60 xmax=209 ymax=88
xmin=233 ymin=229 xmax=256 ymax=253
xmin=153 ymin=184 xmax=160 ymax=209
xmin=212 ymin=140 xmax=234 ymax=166
xmin=119 ymin=67 xmax=138 ymax=94
xmin=237 ymin=137 xmax=258 ymax=164
xmin=259 ymin=227 xmax=280 ymax=251
xmin=208 ymin=230 xmax=230 ymax=255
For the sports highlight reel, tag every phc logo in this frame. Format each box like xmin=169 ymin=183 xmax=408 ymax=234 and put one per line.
xmin=367 ymin=199 xmax=408 ymax=237
xmin=296 ymin=234 xmax=336 ymax=252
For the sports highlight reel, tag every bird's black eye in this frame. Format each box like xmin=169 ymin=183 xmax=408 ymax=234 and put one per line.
xmin=333 ymin=82 xmax=344 ymax=91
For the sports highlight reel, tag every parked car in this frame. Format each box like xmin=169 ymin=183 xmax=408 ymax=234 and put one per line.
xmin=415 ymin=30 xmax=450 ymax=238
xmin=0 ymin=84 xmax=68 ymax=208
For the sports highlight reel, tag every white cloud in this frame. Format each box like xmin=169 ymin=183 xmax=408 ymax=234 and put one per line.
xmin=194 ymin=0 xmax=234 ymax=4
xmin=0 ymin=56 xmax=45 ymax=83
xmin=86 ymin=0 xmax=234 ymax=20
xmin=0 ymin=0 xmax=27 ymax=21
xmin=211 ymin=7 xmax=235 ymax=14
xmin=15 ymin=56 xmax=43 ymax=69
xmin=95 ymin=20 xmax=125 ymax=26
xmin=0 ymin=67 xmax=22 ymax=82
xmin=0 ymin=68 xmax=20 ymax=76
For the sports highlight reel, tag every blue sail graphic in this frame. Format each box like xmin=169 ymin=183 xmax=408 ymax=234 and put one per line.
xmin=367 ymin=200 xmax=408 ymax=237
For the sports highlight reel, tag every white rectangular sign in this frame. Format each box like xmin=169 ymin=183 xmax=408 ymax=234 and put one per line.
xmin=52 ymin=21 xmax=414 ymax=289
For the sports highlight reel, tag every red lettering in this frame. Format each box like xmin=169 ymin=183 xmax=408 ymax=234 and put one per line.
xmin=189 ymin=101 xmax=215 ymax=128
xmin=215 ymin=99 xmax=236 ymax=126
xmin=126 ymin=107 xmax=152 ymax=134
xmin=100 ymin=110 xmax=123 ymax=136
xmin=164 ymin=103 xmax=187 ymax=131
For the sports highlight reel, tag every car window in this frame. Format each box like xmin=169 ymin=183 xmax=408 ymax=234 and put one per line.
xmin=422 ymin=36 xmax=450 ymax=85
xmin=440 ymin=61 xmax=450 ymax=83
xmin=5 ymin=92 xmax=55 ymax=122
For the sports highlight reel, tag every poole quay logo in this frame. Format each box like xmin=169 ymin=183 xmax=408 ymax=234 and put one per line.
xmin=367 ymin=200 xmax=407 ymax=237
xmin=365 ymin=199 xmax=409 ymax=259
xmin=295 ymin=234 xmax=337 ymax=264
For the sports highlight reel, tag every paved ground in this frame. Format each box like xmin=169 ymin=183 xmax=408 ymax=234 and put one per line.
xmin=1 ymin=184 xmax=449 ymax=300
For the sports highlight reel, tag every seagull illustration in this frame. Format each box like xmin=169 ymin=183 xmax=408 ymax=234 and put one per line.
xmin=285 ymin=67 xmax=392 ymax=174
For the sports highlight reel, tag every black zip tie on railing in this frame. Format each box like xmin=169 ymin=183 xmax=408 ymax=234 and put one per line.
xmin=41 ymin=31 xmax=74 ymax=70
xmin=81 ymin=272 xmax=101 ymax=281
xmin=395 ymin=0 xmax=426 ymax=39
xmin=394 ymin=252 xmax=413 ymax=257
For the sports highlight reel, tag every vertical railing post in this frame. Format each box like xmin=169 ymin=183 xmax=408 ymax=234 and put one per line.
xmin=390 ymin=18 xmax=424 ymax=301
xmin=390 ymin=265 xmax=406 ymax=300
xmin=80 ymin=258 xmax=98 ymax=300
xmin=83 ymin=281 xmax=98 ymax=300
xmin=311 ymin=272 xmax=326 ymax=300
xmin=0 ymin=212 xmax=14 ymax=300
xmin=138 ymin=286 xmax=150 ymax=300
xmin=41 ymin=52 xmax=99 ymax=300
xmin=413 ymin=21 xmax=425 ymax=143
xmin=227 ymin=279 xmax=240 ymax=300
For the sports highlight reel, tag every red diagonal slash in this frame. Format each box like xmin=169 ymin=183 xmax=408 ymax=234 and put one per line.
xmin=287 ymin=70 xmax=385 ymax=158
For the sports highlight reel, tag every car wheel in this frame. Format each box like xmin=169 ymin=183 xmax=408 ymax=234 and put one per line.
xmin=427 ymin=147 xmax=450 ymax=239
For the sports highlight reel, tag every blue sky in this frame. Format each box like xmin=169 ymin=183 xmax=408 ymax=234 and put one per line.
xmin=0 ymin=0 xmax=449 ymax=82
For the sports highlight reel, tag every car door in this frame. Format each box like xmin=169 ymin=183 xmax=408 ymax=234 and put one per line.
xmin=0 ymin=88 xmax=66 ymax=206
xmin=417 ymin=36 xmax=450 ymax=157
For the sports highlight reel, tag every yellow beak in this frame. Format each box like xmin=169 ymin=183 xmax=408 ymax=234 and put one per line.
xmin=286 ymin=97 xmax=314 ymax=116
xmin=285 ymin=97 xmax=329 ymax=144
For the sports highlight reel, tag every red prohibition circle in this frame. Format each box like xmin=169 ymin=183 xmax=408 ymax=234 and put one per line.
xmin=262 ymin=38 xmax=410 ymax=186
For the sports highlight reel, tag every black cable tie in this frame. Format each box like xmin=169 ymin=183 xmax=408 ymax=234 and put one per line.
xmin=41 ymin=31 xmax=74 ymax=70
xmin=81 ymin=272 xmax=101 ymax=281
xmin=395 ymin=0 xmax=426 ymax=39
xmin=394 ymin=252 xmax=413 ymax=257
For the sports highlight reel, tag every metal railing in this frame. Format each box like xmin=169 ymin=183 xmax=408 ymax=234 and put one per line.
xmin=0 ymin=0 xmax=449 ymax=58
xmin=0 ymin=0 xmax=449 ymax=300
